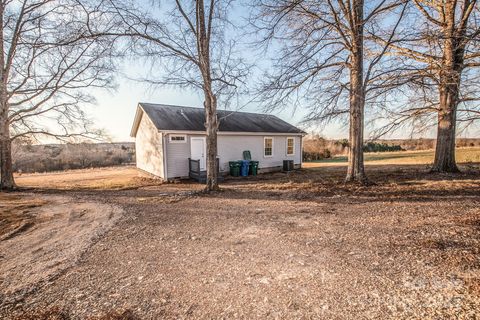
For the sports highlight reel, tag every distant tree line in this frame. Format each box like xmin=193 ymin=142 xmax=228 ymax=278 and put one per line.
xmin=303 ymin=136 xmax=404 ymax=161
xmin=12 ymin=143 xmax=135 ymax=174
xmin=302 ymin=136 xmax=480 ymax=162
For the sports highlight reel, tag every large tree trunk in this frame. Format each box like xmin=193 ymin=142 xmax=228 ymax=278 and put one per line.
xmin=204 ymin=92 xmax=219 ymax=192
xmin=345 ymin=0 xmax=367 ymax=184
xmin=431 ymin=87 xmax=459 ymax=172
xmin=431 ymin=2 xmax=465 ymax=173
xmin=0 ymin=113 xmax=15 ymax=190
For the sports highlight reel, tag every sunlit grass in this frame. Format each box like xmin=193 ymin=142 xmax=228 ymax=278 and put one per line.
xmin=14 ymin=167 xmax=163 ymax=190
xmin=305 ymin=147 xmax=480 ymax=166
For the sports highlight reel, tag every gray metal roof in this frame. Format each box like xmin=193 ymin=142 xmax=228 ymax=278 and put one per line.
xmin=138 ymin=103 xmax=305 ymax=134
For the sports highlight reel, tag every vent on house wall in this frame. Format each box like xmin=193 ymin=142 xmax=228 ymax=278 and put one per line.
xmin=169 ymin=135 xmax=187 ymax=143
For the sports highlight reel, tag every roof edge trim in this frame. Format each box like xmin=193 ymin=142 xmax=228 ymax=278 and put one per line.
xmin=130 ymin=104 xmax=145 ymax=137
xmin=160 ymin=130 xmax=305 ymax=136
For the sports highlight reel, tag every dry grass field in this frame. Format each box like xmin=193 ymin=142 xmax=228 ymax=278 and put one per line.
xmin=1 ymin=148 xmax=479 ymax=319
xmin=12 ymin=148 xmax=480 ymax=190
xmin=304 ymin=147 xmax=480 ymax=167
xmin=14 ymin=167 xmax=159 ymax=190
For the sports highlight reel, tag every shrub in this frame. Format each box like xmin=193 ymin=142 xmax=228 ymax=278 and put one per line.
xmin=324 ymin=148 xmax=331 ymax=158
xmin=302 ymin=149 xmax=332 ymax=161
xmin=363 ymin=142 xmax=403 ymax=153
xmin=335 ymin=139 xmax=349 ymax=148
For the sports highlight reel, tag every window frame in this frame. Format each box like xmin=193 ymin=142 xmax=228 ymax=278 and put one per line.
xmin=264 ymin=137 xmax=274 ymax=157
xmin=169 ymin=134 xmax=187 ymax=143
xmin=286 ymin=137 xmax=295 ymax=156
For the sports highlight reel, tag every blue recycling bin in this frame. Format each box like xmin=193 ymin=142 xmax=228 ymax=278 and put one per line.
xmin=240 ymin=160 xmax=250 ymax=176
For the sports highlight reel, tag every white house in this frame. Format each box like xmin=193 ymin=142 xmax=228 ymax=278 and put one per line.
xmin=130 ymin=103 xmax=305 ymax=180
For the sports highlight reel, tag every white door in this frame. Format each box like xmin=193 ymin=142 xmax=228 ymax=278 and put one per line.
xmin=190 ymin=137 xmax=206 ymax=170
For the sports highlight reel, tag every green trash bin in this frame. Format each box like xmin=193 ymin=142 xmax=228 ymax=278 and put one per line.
xmin=249 ymin=161 xmax=259 ymax=176
xmin=229 ymin=161 xmax=241 ymax=177
xmin=243 ymin=150 xmax=252 ymax=160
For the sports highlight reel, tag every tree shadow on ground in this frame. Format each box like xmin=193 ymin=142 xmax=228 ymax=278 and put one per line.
xmin=11 ymin=163 xmax=480 ymax=205
xmin=211 ymin=163 xmax=480 ymax=204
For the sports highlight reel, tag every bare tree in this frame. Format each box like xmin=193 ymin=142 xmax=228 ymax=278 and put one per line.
xmin=100 ymin=0 xmax=248 ymax=192
xmin=372 ymin=0 xmax=480 ymax=172
xmin=0 ymin=0 xmax=122 ymax=190
xmin=252 ymin=0 xmax=406 ymax=184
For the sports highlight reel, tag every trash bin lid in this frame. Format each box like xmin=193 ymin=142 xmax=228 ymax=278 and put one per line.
xmin=243 ymin=150 xmax=251 ymax=160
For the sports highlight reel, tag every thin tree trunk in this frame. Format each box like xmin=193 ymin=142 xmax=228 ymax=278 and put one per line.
xmin=204 ymin=92 xmax=219 ymax=191
xmin=0 ymin=112 xmax=15 ymax=190
xmin=0 ymin=2 xmax=13 ymax=190
xmin=345 ymin=0 xmax=367 ymax=184
xmin=346 ymin=59 xmax=366 ymax=183
xmin=196 ymin=0 xmax=219 ymax=192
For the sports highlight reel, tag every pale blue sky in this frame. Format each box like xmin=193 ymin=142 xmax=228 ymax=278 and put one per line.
xmin=85 ymin=0 xmax=349 ymax=142
xmin=90 ymin=76 xmax=350 ymax=142
xmin=86 ymin=1 xmax=479 ymax=143
xmin=90 ymin=67 xmax=355 ymax=142
xmin=90 ymin=57 xmax=480 ymax=143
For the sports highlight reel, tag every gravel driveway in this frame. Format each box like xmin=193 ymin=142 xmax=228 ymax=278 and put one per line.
xmin=2 ymin=166 xmax=480 ymax=319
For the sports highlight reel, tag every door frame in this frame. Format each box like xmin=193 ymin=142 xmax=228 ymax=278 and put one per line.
xmin=190 ymin=136 xmax=207 ymax=170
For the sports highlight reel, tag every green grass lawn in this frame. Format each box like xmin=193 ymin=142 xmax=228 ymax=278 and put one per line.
xmin=308 ymin=147 xmax=480 ymax=165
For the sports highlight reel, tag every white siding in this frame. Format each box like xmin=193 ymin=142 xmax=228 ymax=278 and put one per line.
xmin=165 ymin=134 xmax=205 ymax=178
xmin=135 ymin=114 xmax=164 ymax=178
xmin=162 ymin=133 xmax=303 ymax=179
xmin=217 ymin=135 xmax=302 ymax=172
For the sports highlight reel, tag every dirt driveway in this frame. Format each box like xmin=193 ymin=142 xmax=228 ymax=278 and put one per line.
xmin=1 ymin=165 xmax=480 ymax=319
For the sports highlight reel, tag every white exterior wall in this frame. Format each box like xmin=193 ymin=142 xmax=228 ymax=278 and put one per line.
xmin=163 ymin=133 xmax=302 ymax=178
xmin=217 ymin=135 xmax=302 ymax=172
xmin=165 ymin=133 xmax=204 ymax=179
xmin=135 ymin=114 xmax=164 ymax=178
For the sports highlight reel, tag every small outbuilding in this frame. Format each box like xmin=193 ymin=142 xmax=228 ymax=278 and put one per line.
xmin=130 ymin=103 xmax=305 ymax=180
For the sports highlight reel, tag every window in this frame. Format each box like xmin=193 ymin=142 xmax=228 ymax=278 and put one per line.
xmin=169 ymin=135 xmax=186 ymax=143
xmin=286 ymin=137 xmax=295 ymax=156
xmin=264 ymin=137 xmax=273 ymax=157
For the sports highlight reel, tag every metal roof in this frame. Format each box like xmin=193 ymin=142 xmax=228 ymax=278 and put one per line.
xmin=134 ymin=103 xmax=305 ymax=135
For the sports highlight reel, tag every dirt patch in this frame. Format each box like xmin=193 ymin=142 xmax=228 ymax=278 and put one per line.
xmin=0 ymin=193 xmax=122 ymax=307
xmin=1 ymin=165 xmax=480 ymax=319
xmin=11 ymin=306 xmax=139 ymax=320
xmin=0 ymin=194 xmax=48 ymax=239
xmin=14 ymin=166 xmax=163 ymax=190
